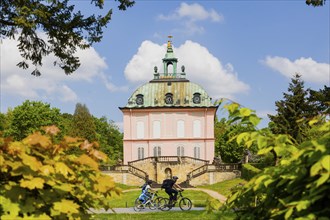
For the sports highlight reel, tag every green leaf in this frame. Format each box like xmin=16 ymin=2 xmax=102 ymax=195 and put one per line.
xmin=236 ymin=132 xmax=249 ymax=145
xmin=310 ymin=162 xmax=322 ymax=176
xmin=296 ymin=200 xmax=310 ymax=211
xmin=240 ymin=108 xmax=251 ymax=117
xmin=257 ymin=136 xmax=267 ymax=149
xmin=224 ymin=103 xmax=240 ymax=113
xmin=321 ymin=155 xmax=330 ymax=171
xmin=249 ymin=115 xmax=261 ymax=126
xmin=258 ymin=147 xmax=273 ymax=155
xmin=274 ymin=146 xmax=287 ymax=157
xmin=284 ymin=207 xmax=293 ymax=220
xmin=316 ymin=173 xmax=329 ymax=187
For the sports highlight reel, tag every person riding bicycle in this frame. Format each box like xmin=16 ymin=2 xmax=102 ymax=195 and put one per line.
xmin=162 ymin=176 xmax=183 ymax=204
xmin=138 ymin=180 xmax=155 ymax=204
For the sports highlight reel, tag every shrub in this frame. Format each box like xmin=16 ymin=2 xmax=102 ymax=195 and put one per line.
xmin=0 ymin=126 xmax=120 ymax=219
xmin=222 ymin=102 xmax=330 ymax=219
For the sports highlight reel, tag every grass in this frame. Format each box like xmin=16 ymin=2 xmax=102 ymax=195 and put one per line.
xmin=198 ymin=178 xmax=247 ymax=197
xmin=107 ymin=189 xmax=213 ymax=208
xmin=116 ymin=183 xmax=140 ymax=190
xmin=92 ymin=210 xmax=236 ymax=220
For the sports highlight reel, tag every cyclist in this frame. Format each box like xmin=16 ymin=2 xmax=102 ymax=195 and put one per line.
xmin=138 ymin=180 xmax=155 ymax=204
xmin=163 ymin=176 xmax=183 ymax=204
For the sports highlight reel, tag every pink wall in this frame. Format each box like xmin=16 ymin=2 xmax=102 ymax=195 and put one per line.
xmin=122 ymin=108 xmax=216 ymax=164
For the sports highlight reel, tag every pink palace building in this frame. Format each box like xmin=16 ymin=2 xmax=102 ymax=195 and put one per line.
xmin=120 ymin=39 xmax=218 ymax=166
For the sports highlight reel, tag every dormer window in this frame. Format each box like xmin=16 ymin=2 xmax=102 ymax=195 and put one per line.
xmin=165 ymin=93 xmax=173 ymax=105
xmin=193 ymin=93 xmax=201 ymax=104
xmin=136 ymin=94 xmax=144 ymax=105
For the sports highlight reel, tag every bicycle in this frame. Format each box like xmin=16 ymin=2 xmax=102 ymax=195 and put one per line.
xmin=133 ymin=191 xmax=163 ymax=212
xmin=158 ymin=190 xmax=192 ymax=211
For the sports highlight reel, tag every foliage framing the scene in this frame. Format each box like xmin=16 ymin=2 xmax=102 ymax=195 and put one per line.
xmin=4 ymin=100 xmax=61 ymax=141
xmin=221 ymin=102 xmax=330 ymax=219
xmin=0 ymin=0 xmax=135 ymax=75
xmin=0 ymin=126 xmax=120 ymax=219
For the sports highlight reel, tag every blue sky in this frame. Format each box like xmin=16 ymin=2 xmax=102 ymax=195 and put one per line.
xmin=1 ymin=1 xmax=329 ymax=129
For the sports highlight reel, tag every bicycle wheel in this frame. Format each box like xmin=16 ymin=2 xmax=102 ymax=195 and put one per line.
xmin=133 ymin=198 xmax=144 ymax=212
xmin=153 ymin=197 xmax=163 ymax=209
xmin=179 ymin=197 xmax=192 ymax=211
xmin=148 ymin=199 xmax=158 ymax=210
xmin=158 ymin=198 xmax=171 ymax=211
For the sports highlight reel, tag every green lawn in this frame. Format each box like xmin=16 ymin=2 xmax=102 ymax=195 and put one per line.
xmin=198 ymin=178 xmax=247 ymax=197
xmin=93 ymin=210 xmax=236 ymax=220
xmin=116 ymin=183 xmax=140 ymax=190
xmin=108 ymin=189 xmax=213 ymax=208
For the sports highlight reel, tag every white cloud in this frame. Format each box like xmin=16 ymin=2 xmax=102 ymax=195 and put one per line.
xmin=0 ymin=35 xmax=120 ymax=103
xmin=158 ymin=3 xmax=223 ymax=35
xmin=124 ymin=40 xmax=250 ymax=100
xmin=264 ymin=56 xmax=330 ymax=84
xmin=100 ymin=73 xmax=128 ymax=92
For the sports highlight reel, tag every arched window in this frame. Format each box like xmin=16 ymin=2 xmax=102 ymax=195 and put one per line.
xmin=194 ymin=147 xmax=200 ymax=159
xmin=153 ymin=146 xmax=161 ymax=157
xmin=177 ymin=146 xmax=184 ymax=156
xmin=153 ymin=121 xmax=161 ymax=138
xmin=137 ymin=121 xmax=144 ymax=139
xmin=165 ymin=168 xmax=172 ymax=179
xmin=193 ymin=120 xmax=201 ymax=137
xmin=177 ymin=120 xmax=185 ymax=138
xmin=138 ymin=147 xmax=144 ymax=160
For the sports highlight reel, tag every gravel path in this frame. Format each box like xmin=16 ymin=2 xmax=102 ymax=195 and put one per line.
xmin=90 ymin=188 xmax=227 ymax=214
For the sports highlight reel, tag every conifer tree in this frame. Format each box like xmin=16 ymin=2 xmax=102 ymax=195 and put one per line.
xmin=268 ymin=74 xmax=311 ymax=143
xmin=71 ymin=103 xmax=97 ymax=142
xmin=308 ymin=85 xmax=330 ymax=116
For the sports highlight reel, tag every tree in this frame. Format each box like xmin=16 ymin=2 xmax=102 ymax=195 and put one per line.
xmin=308 ymin=85 xmax=330 ymax=116
xmin=0 ymin=126 xmax=118 ymax=219
xmin=215 ymin=117 xmax=255 ymax=163
xmin=306 ymin=0 xmax=326 ymax=6
xmin=0 ymin=0 xmax=135 ymax=76
xmin=214 ymin=100 xmax=261 ymax=163
xmin=71 ymin=103 xmax=97 ymax=142
xmin=268 ymin=74 xmax=312 ymax=144
xmin=0 ymin=112 xmax=7 ymax=132
xmin=4 ymin=100 xmax=61 ymax=140
xmin=221 ymin=103 xmax=330 ymax=219
xmin=93 ymin=116 xmax=123 ymax=165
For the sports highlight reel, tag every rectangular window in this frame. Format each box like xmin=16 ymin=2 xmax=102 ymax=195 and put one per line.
xmin=137 ymin=121 xmax=144 ymax=139
xmin=138 ymin=147 xmax=144 ymax=160
xmin=194 ymin=147 xmax=200 ymax=159
xmin=153 ymin=146 xmax=161 ymax=157
xmin=177 ymin=146 xmax=184 ymax=156
xmin=177 ymin=120 xmax=185 ymax=138
xmin=193 ymin=120 xmax=201 ymax=137
xmin=153 ymin=121 xmax=161 ymax=138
